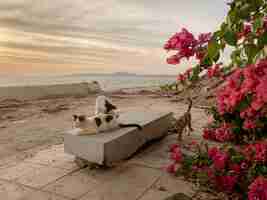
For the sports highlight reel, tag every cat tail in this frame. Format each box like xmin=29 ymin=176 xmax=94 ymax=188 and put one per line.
xmin=119 ymin=123 xmax=142 ymax=130
xmin=186 ymin=98 xmax=193 ymax=112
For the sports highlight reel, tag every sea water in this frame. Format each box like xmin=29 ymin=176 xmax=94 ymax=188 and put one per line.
xmin=0 ymin=74 xmax=175 ymax=91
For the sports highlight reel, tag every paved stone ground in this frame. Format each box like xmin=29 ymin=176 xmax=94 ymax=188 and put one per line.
xmin=0 ymin=104 xmax=209 ymax=200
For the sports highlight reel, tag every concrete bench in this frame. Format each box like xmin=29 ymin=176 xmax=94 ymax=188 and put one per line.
xmin=64 ymin=110 xmax=173 ymax=166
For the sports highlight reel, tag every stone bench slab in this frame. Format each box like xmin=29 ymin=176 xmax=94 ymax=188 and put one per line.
xmin=64 ymin=110 xmax=173 ymax=165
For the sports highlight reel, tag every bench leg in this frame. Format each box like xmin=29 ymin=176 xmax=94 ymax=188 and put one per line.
xmin=74 ymin=157 xmax=90 ymax=168
xmin=74 ymin=157 xmax=105 ymax=169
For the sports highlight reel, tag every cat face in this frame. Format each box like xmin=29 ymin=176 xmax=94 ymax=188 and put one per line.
xmin=95 ymin=95 xmax=118 ymax=115
xmin=105 ymin=100 xmax=117 ymax=113
xmin=72 ymin=113 xmax=119 ymax=133
xmin=72 ymin=114 xmax=97 ymax=130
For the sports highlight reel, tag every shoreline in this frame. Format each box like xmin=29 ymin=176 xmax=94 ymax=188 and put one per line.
xmin=0 ymin=81 xmax=102 ymax=101
xmin=0 ymin=81 xmax=161 ymax=101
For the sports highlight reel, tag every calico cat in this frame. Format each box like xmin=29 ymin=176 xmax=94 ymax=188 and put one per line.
xmin=95 ymin=95 xmax=118 ymax=115
xmin=73 ymin=95 xmax=142 ymax=134
xmin=174 ymin=98 xmax=193 ymax=141
xmin=72 ymin=113 xmax=142 ymax=134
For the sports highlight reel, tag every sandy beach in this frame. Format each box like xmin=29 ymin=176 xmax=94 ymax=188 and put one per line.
xmin=0 ymin=87 xmax=199 ymax=161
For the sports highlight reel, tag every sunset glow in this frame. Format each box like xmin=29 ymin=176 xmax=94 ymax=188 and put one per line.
xmin=0 ymin=0 xmax=228 ymax=75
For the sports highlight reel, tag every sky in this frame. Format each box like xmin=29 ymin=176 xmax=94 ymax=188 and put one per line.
xmin=0 ymin=0 xmax=229 ymax=75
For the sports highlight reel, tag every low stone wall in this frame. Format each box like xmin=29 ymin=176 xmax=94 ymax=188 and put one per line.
xmin=0 ymin=82 xmax=102 ymax=101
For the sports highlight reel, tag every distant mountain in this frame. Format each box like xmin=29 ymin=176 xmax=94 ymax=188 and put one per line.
xmin=112 ymin=72 xmax=138 ymax=76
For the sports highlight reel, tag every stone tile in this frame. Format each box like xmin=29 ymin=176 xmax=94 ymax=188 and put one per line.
xmin=43 ymin=169 xmax=99 ymax=199
xmin=15 ymin=165 xmax=71 ymax=188
xmin=25 ymin=145 xmax=76 ymax=170
xmin=128 ymin=136 xmax=174 ymax=169
xmin=0 ymin=162 xmax=41 ymax=181
xmin=20 ymin=190 xmax=70 ymax=200
xmin=0 ymin=179 xmax=33 ymax=200
xmin=139 ymin=173 xmax=194 ymax=200
xmin=79 ymin=164 xmax=161 ymax=200
xmin=129 ymin=156 xmax=170 ymax=169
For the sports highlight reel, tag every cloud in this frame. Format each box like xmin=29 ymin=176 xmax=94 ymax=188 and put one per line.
xmin=0 ymin=0 xmax=229 ymax=74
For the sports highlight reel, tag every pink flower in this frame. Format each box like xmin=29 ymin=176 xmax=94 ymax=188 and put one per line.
xmin=213 ymin=151 xmax=228 ymax=171
xmin=164 ymin=28 xmax=197 ymax=51
xmin=169 ymin=144 xmax=179 ymax=152
xmin=243 ymin=119 xmax=256 ymax=130
xmin=248 ymin=176 xmax=267 ymax=200
xmin=166 ymin=163 xmax=178 ymax=174
xmin=243 ymin=142 xmax=267 ymax=163
xmin=214 ymin=123 xmax=234 ymax=142
xmin=198 ymin=32 xmax=212 ymax=45
xmin=164 ymin=28 xmax=211 ymax=66
xmin=167 ymin=54 xmax=181 ymax=65
xmin=229 ymin=163 xmax=241 ymax=175
xmin=207 ymin=64 xmax=222 ymax=78
xmin=208 ymin=147 xmax=220 ymax=159
xmin=240 ymin=162 xmax=248 ymax=170
xmin=170 ymin=148 xmax=183 ymax=163
xmin=251 ymin=96 xmax=265 ymax=111
xmin=215 ymin=175 xmax=238 ymax=192
xmin=177 ymin=73 xmax=186 ymax=82
xmin=254 ymin=142 xmax=267 ymax=163
xmin=256 ymin=76 xmax=267 ymax=103
xmin=203 ymin=128 xmax=215 ymax=140
xmin=237 ymin=23 xmax=252 ymax=40
xmin=240 ymin=107 xmax=256 ymax=119
xmin=207 ymin=116 xmax=214 ymax=124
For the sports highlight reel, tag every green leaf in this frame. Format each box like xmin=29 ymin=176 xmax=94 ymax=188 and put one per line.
xmin=245 ymin=44 xmax=260 ymax=64
xmin=233 ymin=127 xmax=241 ymax=135
xmin=223 ymin=29 xmax=237 ymax=46
xmin=258 ymin=31 xmax=267 ymax=47
xmin=208 ymin=39 xmax=220 ymax=60
xmin=253 ymin=17 xmax=263 ymax=32
xmin=189 ymin=65 xmax=201 ymax=82
xmin=259 ymin=165 xmax=267 ymax=174
xmin=200 ymin=56 xmax=213 ymax=67
xmin=220 ymin=22 xmax=228 ymax=34
xmin=231 ymin=49 xmax=242 ymax=65
xmin=231 ymin=155 xmax=245 ymax=163
xmin=238 ymin=4 xmax=251 ymax=20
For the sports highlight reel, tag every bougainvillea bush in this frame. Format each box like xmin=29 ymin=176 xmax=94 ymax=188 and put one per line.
xmin=204 ymin=59 xmax=267 ymax=144
xmin=167 ymin=143 xmax=267 ymax=199
xmin=164 ymin=0 xmax=267 ymax=199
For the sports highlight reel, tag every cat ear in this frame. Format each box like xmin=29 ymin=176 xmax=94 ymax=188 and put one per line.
xmin=105 ymin=100 xmax=117 ymax=112
xmin=73 ymin=115 xmax=78 ymax=120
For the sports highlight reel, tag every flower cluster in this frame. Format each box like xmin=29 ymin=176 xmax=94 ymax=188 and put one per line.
xmin=207 ymin=64 xmax=223 ymax=79
xmin=203 ymin=123 xmax=234 ymax=142
xmin=205 ymin=59 xmax=267 ymax=143
xmin=243 ymin=141 xmax=267 ymax=163
xmin=163 ymin=2 xmax=267 ymax=199
xmin=166 ymin=144 xmax=183 ymax=173
xmin=248 ymin=176 xmax=267 ymax=200
xmin=237 ymin=16 xmax=267 ymax=40
xmin=166 ymin=143 xmax=267 ymax=198
xmin=237 ymin=23 xmax=252 ymax=40
xmin=164 ymin=28 xmax=211 ymax=65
